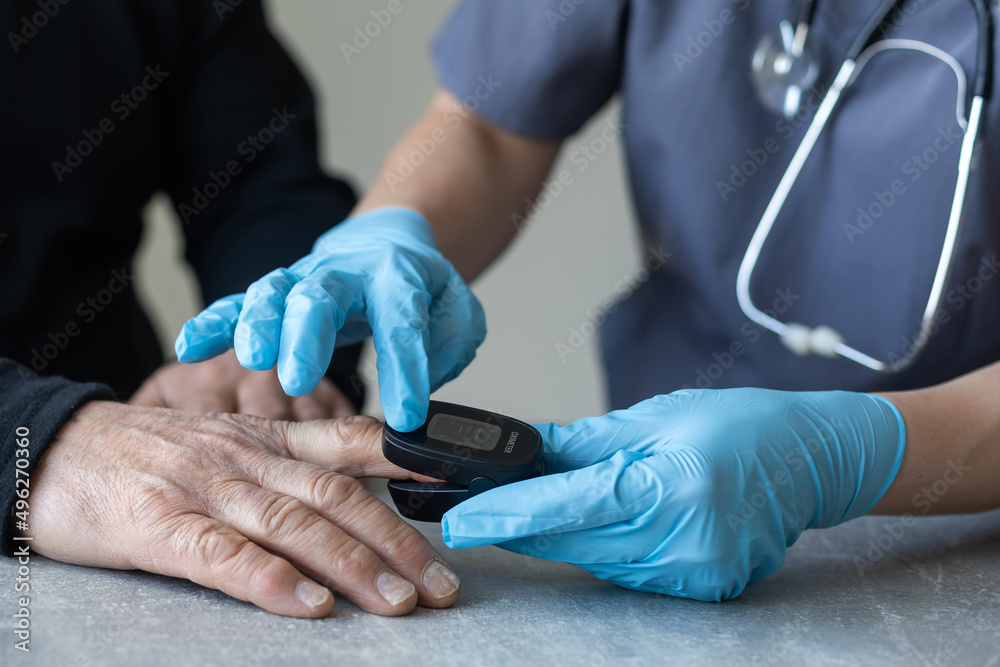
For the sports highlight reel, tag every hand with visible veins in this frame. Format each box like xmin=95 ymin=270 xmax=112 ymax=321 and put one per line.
xmin=131 ymin=349 xmax=356 ymax=421
xmin=28 ymin=402 xmax=461 ymax=618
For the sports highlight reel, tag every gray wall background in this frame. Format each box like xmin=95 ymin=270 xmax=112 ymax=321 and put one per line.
xmin=134 ymin=0 xmax=639 ymax=425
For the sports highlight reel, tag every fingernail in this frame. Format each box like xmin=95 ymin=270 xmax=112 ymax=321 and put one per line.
xmin=422 ymin=560 xmax=461 ymax=599
xmin=376 ymin=571 xmax=416 ymax=606
xmin=296 ymin=580 xmax=331 ymax=610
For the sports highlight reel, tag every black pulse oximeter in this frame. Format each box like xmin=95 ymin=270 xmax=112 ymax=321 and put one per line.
xmin=382 ymin=401 xmax=544 ymax=522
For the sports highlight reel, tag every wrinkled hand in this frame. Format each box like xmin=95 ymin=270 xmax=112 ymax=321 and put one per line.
xmin=29 ymin=402 xmax=461 ymax=618
xmin=442 ymin=388 xmax=906 ymax=601
xmin=174 ymin=208 xmax=486 ymax=431
xmin=131 ymin=350 xmax=355 ymax=420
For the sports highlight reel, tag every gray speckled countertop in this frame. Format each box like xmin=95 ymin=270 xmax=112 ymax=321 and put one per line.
xmin=3 ymin=482 xmax=999 ymax=667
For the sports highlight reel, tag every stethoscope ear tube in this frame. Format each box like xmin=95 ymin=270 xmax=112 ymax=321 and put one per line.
xmin=970 ymin=0 xmax=993 ymax=99
xmin=845 ymin=0 xmax=992 ymax=98
xmin=845 ymin=0 xmax=906 ymax=60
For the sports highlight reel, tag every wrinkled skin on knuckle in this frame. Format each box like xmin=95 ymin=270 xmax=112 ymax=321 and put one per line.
xmin=317 ymin=417 xmax=384 ymax=475
xmin=377 ymin=520 xmax=432 ymax=565
xmin=196 ymin=526 xmax=261 ymax=591
xmin=191 ymin=520 xmax=238 ymax=563
xmin=255 ymin=494 xmax=321 ymax=544
xmin=312 ymin=475 xmax=399 ymax=539
xmin=240 ymin=416 xmax=306 ymax=462
xmin=231 ymin=446 xmax=288 ymax=491
xmin=151 ymin=514 xmax=251 ymax=589
xmin=330 ymin=415 xmax=382 ymax=447
xmin=310 ymin=471 xmax=364 ymax=508
xmin=126 ymin=476 xmax=197 ymax=534
xmin=331 ymin=540 xmax=375 ymax=584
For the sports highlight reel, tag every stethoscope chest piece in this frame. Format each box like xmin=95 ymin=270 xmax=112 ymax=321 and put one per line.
xmin=752 ymin=20 xmax=822 ymax=118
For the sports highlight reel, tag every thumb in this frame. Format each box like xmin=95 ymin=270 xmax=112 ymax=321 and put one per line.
xmin=175 ymin=294 xmax=244 ymax=363
xmin=442 ymin=450 xmax=652 ymax=548
xmin=532 ymin=406 xmax=640 ymax=473
xmin=276 ymin=416 xmax=435 ymax=481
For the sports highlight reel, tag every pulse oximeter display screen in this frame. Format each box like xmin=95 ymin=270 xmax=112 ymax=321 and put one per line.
xmin=427 ymin=414 xmax=501 ymax=451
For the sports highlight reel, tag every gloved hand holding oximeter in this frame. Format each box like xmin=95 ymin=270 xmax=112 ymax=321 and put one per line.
xmin=440 ymin=388 xmax=906 ymax=602
xmin=174 ymin=207 xmax=487 ymax=431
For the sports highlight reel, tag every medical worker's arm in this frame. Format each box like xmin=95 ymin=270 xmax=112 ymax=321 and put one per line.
xmin=177 ymin=90 xmax=560 ymax=430
xmin=442 ymin=362 xmax=1000 ymax=602
xmin=355 ymin=90 xmax=561 ymax=281
xmin=869 ymin=361 xmax=1000 ymax=514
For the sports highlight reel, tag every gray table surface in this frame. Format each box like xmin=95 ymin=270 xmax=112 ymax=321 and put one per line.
xmin=3 ymin=482 xmax=999 ymax=667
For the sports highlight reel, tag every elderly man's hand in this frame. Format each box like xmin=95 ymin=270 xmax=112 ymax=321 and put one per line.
xmin=130 ymin=350 xmax=356 ymax=420
xmin=27 ymin=402 xmax=461 ymax=618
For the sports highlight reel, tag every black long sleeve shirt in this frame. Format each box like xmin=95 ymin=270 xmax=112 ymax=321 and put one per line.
xmin=1 ymin=0 xmax=364 ymax=553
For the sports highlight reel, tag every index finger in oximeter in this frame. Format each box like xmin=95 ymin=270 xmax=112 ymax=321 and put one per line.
xmin=382 ymin=401 xmax=544 ymax=522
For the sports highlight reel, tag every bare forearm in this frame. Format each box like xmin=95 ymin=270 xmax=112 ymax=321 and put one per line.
xmin=872 ymin=361 xmax=1000 ymax=515
xmin=355 ymin=90 xmax=560 ymax=281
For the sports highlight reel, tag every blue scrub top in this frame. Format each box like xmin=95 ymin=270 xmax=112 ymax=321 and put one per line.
xmin=433 ymin=0 xmax=1000 ymax=410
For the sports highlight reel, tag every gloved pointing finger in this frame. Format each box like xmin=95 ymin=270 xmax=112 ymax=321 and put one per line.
xmin=175 ymin=207 xmax=487 ymax=432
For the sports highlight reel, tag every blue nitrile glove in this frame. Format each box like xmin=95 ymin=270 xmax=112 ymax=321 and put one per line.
xmin=442 ymin=388 xmax=906 ymax=601
xmin=175 ymin=207 xmax=486 ymax=431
